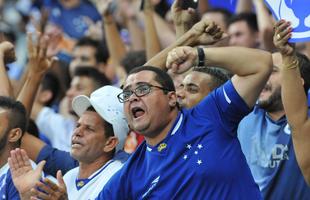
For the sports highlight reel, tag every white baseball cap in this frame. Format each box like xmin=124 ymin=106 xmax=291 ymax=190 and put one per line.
xmin=72 ymin=86 xmax=128 ymax=152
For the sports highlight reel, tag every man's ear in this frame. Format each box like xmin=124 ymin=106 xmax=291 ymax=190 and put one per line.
xmin=8 ymin=128 xmax=23 ymax=143
xmin=168 ymin=91 xmax=178 ymax=107
xmin=38 ymin=90 xmax=53 ymax=104
xmin=103 ymin=137 xmax=119 ymax=153
xmin=301 ymin=77 xmax=305 ymax=86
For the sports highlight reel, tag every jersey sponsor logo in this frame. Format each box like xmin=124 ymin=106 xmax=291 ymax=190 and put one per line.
xmin=142 ymin=176 xmax=160 ymax=199
xmin=264 ymin=0 xmax=310 ymax=42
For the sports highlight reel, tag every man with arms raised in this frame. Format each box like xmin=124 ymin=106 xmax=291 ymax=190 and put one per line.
xmin=96 ymin=29 xmax=272 ymax=198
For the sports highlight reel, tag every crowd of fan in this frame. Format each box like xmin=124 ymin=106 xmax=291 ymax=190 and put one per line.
xmin=0 ymin=0 xmax=310 ymax=199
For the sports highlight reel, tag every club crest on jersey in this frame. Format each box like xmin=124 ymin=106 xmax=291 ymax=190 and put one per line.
xmin=157 ymin=143 xmax=167 ymax=152
xmin=264 ymin=0 xmax=310 ymax=42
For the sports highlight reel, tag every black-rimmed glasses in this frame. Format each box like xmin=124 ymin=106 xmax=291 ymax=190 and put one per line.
xmin=117 ymin=83 xmax=170 ymax=103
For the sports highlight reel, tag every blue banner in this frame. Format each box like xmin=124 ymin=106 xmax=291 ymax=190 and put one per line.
xmin=264 ymin=0 xmax=310 ymax=42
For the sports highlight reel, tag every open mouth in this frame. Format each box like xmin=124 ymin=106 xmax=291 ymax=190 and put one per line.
xmin=131 ymin=107 xmax=145 ymax=118
xmin=72 ymin=141 xmax=82 ymax=148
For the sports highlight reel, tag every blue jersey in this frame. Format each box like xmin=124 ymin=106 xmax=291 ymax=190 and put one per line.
xmin=96 ymin=81 xmax=261 ymax=199
xmin=238 ymin=107 xmax=310 ymax=199
xmin=48 ymin=0 xmax=101 ymax=39
xmin=0 ymin=165 xmax=19 ymax=200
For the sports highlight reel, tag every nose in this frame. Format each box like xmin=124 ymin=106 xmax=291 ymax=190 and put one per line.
xmin=127 ymin=92 xmax=139 ymax=102
xmin=66 ymin=87 xmax=75 ymax=98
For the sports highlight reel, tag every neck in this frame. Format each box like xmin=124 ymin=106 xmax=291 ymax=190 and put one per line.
xmin=267 ymin=109 xmax=286 ymax=121
xmin=145 ymin=109 xmax=179 ymax=146
xmin=78 ymin=156 xmax=112 ymax=179
xmin=0 ymin=148 xmax=11 ymax=168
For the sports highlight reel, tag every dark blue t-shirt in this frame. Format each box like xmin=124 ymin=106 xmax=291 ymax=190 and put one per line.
xmin=96 ymin=81 xmax=261 ymax=199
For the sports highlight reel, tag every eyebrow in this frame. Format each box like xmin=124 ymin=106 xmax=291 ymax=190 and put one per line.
xmin=123 ymin=82 xmax=150 ymax=90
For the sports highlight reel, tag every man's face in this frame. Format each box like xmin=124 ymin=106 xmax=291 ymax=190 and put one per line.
xmin=123 ymin=71 xmax=176 ymax=137
xmin=71 ymin=111 xmax=109 ymax=163
xmin=258 ymin=53 xmax=283 ymax=112
xmin=66 ymin=76 xmax=96 ymax=113
xmin=228 ymin=21 xmax=257 ymax=48
xmin=0 ymin=109 xmax=10 ymax=153
xmin=177 ymin=72 xmax=213 ymax=108
xmin=69 ymin=46 xmax=97 ymax=76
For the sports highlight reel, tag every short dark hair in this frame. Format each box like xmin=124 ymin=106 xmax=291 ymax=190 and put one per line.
xmin=193 ymin=66 xmax=229 ymax=90
xmin=121 ymin=51 xmax=146 ymax=74
xmin=75 ymin=37 xmax=109 ymax=64
xmin=205 ymin=8 xmax=232 ymax=28
xmin=41 ymin=72 xmax=60 ymax=106
xmin=128 ymin=66 xmax=176 ymax=92
xmin=228 ymin=12 xmax=258 ymax=32
xmin=296 ymin=52 xmax=310 ymax=93
xmin=0 ymin=96 xmax=27 ymax=134
xmin=73 ymin=67 xmax=111 ymax=90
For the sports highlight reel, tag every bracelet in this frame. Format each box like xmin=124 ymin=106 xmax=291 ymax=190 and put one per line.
xmin=197 ymin=47 xmax=205 ymax=67
xmin=283 ymin=59 xmax=299 ymax=70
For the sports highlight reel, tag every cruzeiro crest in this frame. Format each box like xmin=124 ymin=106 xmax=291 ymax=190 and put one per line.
xmin=265 ymin=0 xmax=310 ymax=42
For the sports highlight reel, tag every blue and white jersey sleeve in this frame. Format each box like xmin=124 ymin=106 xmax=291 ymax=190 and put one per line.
xmin=36 ymin=145 xmax=78 ymax=177
xmin=192 ymin=80 xmax=251 ymax=136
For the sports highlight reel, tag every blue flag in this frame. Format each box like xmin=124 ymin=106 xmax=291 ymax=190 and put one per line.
xmin=264 ymin=0 xmax=310 ymax=42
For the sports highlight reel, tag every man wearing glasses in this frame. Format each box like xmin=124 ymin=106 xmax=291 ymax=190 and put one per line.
xmin=96 ymin=44 xmax=272 ymax=199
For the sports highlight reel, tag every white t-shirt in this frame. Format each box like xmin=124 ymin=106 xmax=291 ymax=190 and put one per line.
xmin=64 ymin=159 xmax=123 ymax=200
xmin=36 ymin=107 xmax=76 ymax=152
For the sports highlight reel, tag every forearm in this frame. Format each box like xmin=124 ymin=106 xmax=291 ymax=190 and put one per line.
xmin=21 ymin=133 xmax=46 ymax=161
xmin=144 ymin=10 xmax=161 ymax=60
xmin=145 ymin=29 xmax=195 ymax=69
xmin=254 ymin=1 xmax=275 ymax=51
xmin=127 ymin=18 xmax=145 ymax=51
xmin=17 ymin=72 xmax=44 ymax=118
xmin=175 ymin=23 xmax=192 ymax=39
xmin=104 ymin=14 xmax=127 ymax=66
xmin=153 ymin=13 xmax=176 ymax=48
xmin=203 ymin=47 xmax=272 ymax=76
xmin=281 ymin=55 xmax=308 ymax=129
xmin=236 ymin=0 xmax=253 ymax=13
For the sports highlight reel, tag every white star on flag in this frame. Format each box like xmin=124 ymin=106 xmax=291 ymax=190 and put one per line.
xmin=194 ymin=151 xmax=198 ymax=155
xmin=197 ymin=160 xmax=202 ymax=165
xmin=183 ymin=155 xmax=188 ymax=160
xmin=197 ymin=144 xmax=203 ymax=149
xmin=186 ymin=144 xmax=192 ymax=149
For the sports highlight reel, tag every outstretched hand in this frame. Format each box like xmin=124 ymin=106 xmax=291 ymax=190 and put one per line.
xmin=27 ymin=32 xmax=58 ymax=76
xmin=166 ymin=46 xmax=197 ymax=74
xmin=273 ymin=20 xmax=294 ymax=56
xmin=30 ymin=170 xmax=68 ymax=200
xmin=8 ymin=148 xmax=46 ymax=197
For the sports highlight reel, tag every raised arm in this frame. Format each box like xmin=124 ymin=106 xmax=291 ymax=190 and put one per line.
xmin=143 ymin=0 xmax=161 ymax=60
xmin=166 ymin=46 xmax=272 ymax=108
xmin=253 ymin=0 xmax=275 ymax=51
xmin=274 ymin=20 xmax=310 ymax=185
xmin=0 ymin=41 xmax=16 ymax=97
xmin=96 ymin=0 xmax=127 ymax=67
xmin=17 ymin=33 xmax=55 ymax=118
xmin=145 ymin=18 xmax=224 ymax=69
xmin=171 ymin=0 xmax=196 ymax=39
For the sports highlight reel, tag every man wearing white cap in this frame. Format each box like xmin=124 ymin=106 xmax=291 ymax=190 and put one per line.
xmin=9 ymin=86 xmax=129 ymax=200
